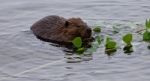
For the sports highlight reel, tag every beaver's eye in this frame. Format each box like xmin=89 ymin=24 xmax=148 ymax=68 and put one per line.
xmin=65 ymin=21 xmax=69 ymax=27
xmin=77 ymin=26 xmax=81 ymax=28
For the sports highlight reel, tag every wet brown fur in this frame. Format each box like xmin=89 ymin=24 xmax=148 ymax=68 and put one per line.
xmin=31 ymin=15 xmax=92 ymax=45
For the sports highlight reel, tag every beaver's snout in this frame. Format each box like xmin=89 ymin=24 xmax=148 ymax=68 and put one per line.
xmin=86 ymin=28 xmax=92 ymax=35
xmin=83 ymin=28 xmax=92 ymax=38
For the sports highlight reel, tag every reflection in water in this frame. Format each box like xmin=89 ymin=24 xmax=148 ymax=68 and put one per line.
xmin=105 ymin=49 xmax=117 ymax=56
xmin=65 ymin=51 xmax=93 ymax=63
xmin=123 ymin=45 xmax=134 ymax=54
xmin=105 ymin=48 xmax=117 ymax=56
xmin=147 ymin=43 xmax=150 ymax=50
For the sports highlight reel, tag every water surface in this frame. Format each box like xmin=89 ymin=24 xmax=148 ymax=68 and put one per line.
xmin=0 ymin=0 xmax=150 ymax=81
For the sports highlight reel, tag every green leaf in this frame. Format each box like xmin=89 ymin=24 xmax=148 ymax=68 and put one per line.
xmin=143 ymin=31 xmax=150 ymax=41
xmin=145 ymin=19 xmax=150 ymax=29
xmin=123 ymin=33 xmax=133 ymax=45
xmin=93 ymin=26 xmax=101 ymax=32
xmin=105 ymin=37 xmax=116 ymax=49
xmin=72 ymin=37 xmax=82 ymax=48
xmin=105 ymin=41 xmax=117 ymax=49
xmin=76 ymin=47 xmax=85 ymax=54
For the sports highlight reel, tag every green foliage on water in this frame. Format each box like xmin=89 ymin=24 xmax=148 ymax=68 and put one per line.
xmin=72 ymin=25 xmax=102 ymax=54
xmin=105 ymin=37 xmax=117 ymax=49
xmin=143 ymin=19 xmax=150 ymax=41
xmin=143 ymin=31 xmax=150 ymax=41
xmin=123 ymin=33 xmax=133 ymax=45
xmin=87 ymin=35 xmax=103 ymax=53
xmin=71 ymin=37 xmax=85 ymax=54
xmin=93 ymin=26 xmax=101 ymax=32
xmin=72 ymin=35 xmax=102 ymax=54
xmin=145 ymin=19 xmax=150 ymax=29
xmin=76 ymin=47 xmax=85 ymax=54
xmin=122 ymin=33 xmax=133 ymax=53
xmin=71 ymin=19 xmax=150 ymax=55
xmin=105 ymin=37 xmax=117 ymax=54
xmin=72 ymin=37 xmax=82 ymax=48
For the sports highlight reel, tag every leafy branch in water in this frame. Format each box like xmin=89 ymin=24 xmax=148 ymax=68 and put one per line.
xmin=72 ymin=37 xmax=82 ymax=48
xmin=143 ymin=19 xmax=150 ymax=41
xmin=122 ymin=33 xmax=133 ymax=53
xmin=71 ymin=37 xmax=84 ymax=54
xmin=71 ymin=19 xmax=150 ymax=55
xmin=93 ymin=25 xmax=101 ymax=33
xmin=123 ymin=33 xmax=133 ymax=46
xmin=105 ymin=37 xmax=117 ymax=54
xmin=72 ymin=25 xmax=102 ymax=54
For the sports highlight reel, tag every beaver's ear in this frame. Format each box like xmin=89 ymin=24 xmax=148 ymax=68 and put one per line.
xmin=65 ymin=21 xmax=69 ymax=27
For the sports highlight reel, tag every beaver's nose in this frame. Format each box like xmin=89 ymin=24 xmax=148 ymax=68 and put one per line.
xmin=86 ymin=28 xmax=92 ymax=35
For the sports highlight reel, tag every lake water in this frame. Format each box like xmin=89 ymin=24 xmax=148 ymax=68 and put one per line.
xmin=0 ymin=0 xmax=150 ymax=81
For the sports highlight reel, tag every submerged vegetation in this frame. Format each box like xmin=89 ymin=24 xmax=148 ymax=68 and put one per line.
xmin=71 ymin=19 xmax=150 ymax=55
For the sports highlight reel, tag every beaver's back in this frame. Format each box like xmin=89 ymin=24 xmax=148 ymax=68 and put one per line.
xmin=31 ymin=15 xmax=66 ymax=40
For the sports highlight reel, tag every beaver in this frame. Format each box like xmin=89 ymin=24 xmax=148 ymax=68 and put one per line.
xmin=31 ymin=15 xmax=92 ymax=46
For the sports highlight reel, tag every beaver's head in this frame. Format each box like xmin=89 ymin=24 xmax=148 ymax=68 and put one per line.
xmin=63 ymin=18 xmax=92 ymax=41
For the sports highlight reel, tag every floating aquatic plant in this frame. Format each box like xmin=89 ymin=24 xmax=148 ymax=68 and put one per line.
xmin=143 ymin=31 xmax=150 ymax=41
xmin=105 ymin=37 xmax=117 ymax=49
xmin=145 ymin=19 xmax=150 ymax=29
xmin=105 ymin=37 xmax=117 ymax=54
xmin=76 ymin=47 xmax=85 ymax=54
xmin=72 ymin=26 xmax=102 ymax=54
xmin=93 ymin=25 xmax=101 ymax=33
xmin=86 ymin=35 xmax=103 ymax=53
xmin=122 ymin=33 xmax=133 ymax=53
xmin=123 ymin=33 xmax=133 ymax=46
xmin=143 ymin=19 xmax=150 ymax=41
xmin=71 ymin=37 xmax=84 ymax=54
xmin=72 ymin=37 xmax=82 ymax=48
xmin=71 ymin=19 xmax=150 ymax=55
